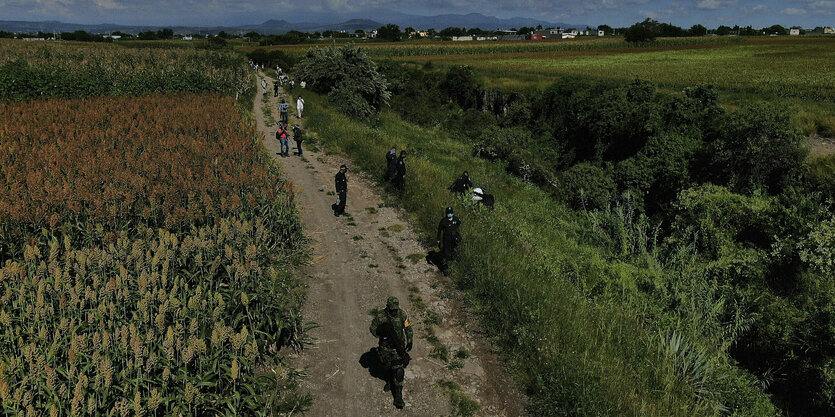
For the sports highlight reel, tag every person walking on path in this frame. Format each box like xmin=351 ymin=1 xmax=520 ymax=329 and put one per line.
xmin=273 ymin=82 xmax=279 ymax=98
xmin=332 ymin=165 xmax=348 ymax=216
xmin=370 ymin=296 xmax=413 ymax=409
xmin=300 ymin=80 xmax=306 ymax=89
xmin=293 ymin=124 xmax=304 ymax=157
xmin=392 ymin=151 xmax=407 ymax=193
xmin=261 ymin=78 xmax=267 ymax=95
xmin=290 ymin=79 xmax=295 ymax=92
xmin=384 ymin=147 xmax=397 ymax=181
xmin=276 ymin=123 xmax=290 ymax=157
xmin=436 ymin=206 xmax=462 ymax=275
xmin=279 ymin=98 xmax=289 ymax=124
xmin=296 ymin=96 xmax=305 ymax=118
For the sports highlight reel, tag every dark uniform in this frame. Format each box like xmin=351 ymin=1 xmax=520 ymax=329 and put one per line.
xmin=333 ymin=165 xmax=347 ymax=216
xmin=448 ymin=171 xmax=473 ymax=194
xmin=370 ymin=296 xmax=413 ymax=409
xmin=437 ymin=207 xmax=462 ymax=269
xmin=293 ymin=124 xmax=304 ymax=156
xmin=385 ymin=148 xmax=397 ymax=181
xmin=393 ymin=151 xmax=407 ymax=192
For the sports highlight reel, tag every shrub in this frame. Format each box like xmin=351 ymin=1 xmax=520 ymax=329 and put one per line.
xmin=705 ymin=103 xmax=807 ymax=194
xmin=440 ymin=65 xmax=481 ymax=109
xmin=293 ymin=45 xmax=390 ymax=118
xmin=558 ymin=163 xmax=616 ymax=211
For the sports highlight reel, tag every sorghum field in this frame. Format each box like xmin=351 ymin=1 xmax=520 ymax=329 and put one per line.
xmin=0 ymin=41 xmax=308 ymax=415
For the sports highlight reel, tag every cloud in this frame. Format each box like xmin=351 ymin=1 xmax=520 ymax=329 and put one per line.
xmin=91 ymin=0 xmax=125 ymax=9
xmin=696 ymin=0 xmax=737 ymax=9
xmin=779 ymin=7 xmax=806 ymax=15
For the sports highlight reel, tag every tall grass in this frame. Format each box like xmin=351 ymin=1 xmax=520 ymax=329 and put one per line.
xmin=301 ymin=92 xmax=776 ymax=415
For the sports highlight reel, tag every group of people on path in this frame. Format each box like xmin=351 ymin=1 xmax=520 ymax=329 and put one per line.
xmin=275 ymin=122 xmax=303 ymax=157
xmin=266 ymin=67 xmax=490 ymax=411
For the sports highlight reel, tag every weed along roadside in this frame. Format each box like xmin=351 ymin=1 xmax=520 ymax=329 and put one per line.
xmin=296 ymin=88 xmax=777 ymax=415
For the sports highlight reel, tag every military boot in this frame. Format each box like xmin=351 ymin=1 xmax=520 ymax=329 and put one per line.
xmin=393 ymin=385 xmax=405 ymax=409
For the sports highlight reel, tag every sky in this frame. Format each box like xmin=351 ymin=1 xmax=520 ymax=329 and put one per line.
xmin=0 ymin=0 xmax=832 ymax=28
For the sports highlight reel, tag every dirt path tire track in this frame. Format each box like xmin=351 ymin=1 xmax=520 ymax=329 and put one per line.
xmin=253 ymin=72 xmax=526 ymax=416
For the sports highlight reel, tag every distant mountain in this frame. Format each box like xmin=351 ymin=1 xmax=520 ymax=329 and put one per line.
xmin=359 ymin=12 xmax=584 ymax=31
xmin=0 ymin=13 xmax=587 ymax=35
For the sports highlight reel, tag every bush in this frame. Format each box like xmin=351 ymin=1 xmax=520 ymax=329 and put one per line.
xmin=293 ymin=45 xmax=391 ymax=118
xmin=705 ymin=104 xmax=807 ymax=194
xmin=558 ymin=163 xmax=616 ymax=211
xmin=440 ymin=65 xmax=481 ymax=109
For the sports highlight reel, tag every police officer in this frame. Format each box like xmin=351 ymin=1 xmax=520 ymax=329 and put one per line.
xmin=393 ymin=150 xmax=407 ymax=192
xmin=370 ymin=296 xmax=413 ymax=409
xmin=448 ymin=171 xmax=472 ymax=194
xmin=436 ymin=207 xmax=462 ymax=274
xmin=333 ymin=165 xmax=348 ymax=216
xmin=385 ymin=146 xmax=397 ymax=181
xmin=293 ymin=124 xmax=304 ymax=156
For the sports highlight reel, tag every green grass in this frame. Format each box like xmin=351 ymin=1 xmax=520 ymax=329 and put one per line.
xmin=300 ymin=89 xmax=777 ymax=416
xmin=381 ymin=37 xmax=835 ymax=136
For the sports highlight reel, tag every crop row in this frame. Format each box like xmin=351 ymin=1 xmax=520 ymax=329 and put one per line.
xmin=0 ymin=93 xmax=281 ymax=259
xmin=358 ymin=36 xmax=743 ymax=57
xmin=0 ymin=212 xmax=304 ymax=416
xmin=0 ymin=40 xmax=252 ymax=100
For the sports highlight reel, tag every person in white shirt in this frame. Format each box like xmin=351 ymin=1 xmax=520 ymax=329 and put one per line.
xmin=296 ymin=96 xmax=305 ymax=118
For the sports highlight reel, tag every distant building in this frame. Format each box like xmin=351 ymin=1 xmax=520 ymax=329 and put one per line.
xmin=452 ymin=36 xmax=473 ymax=41
xmin=825 ymin=27 xmax=835 ymax=34
xmin=366 ymin=30 xmax=377 ymax=39
xmin=561 ymin=33 xmax=576 ymax=39
xmin=598 ymin=30 xmax=605 ymax=36
xmin=790 ymin=28 xmax=800 ymax=36
xmin=498 ymin=35 xmax=525 ymax=41
xmin=530 ymin=33 xmax=546 ymax=40
xmin=182 ymin=36 xmax=193 ymax=41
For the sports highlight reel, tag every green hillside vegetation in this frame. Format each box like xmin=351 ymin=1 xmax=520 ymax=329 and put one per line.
xmin=291 ymin=45 xmax=835 ymax=416
xmin=294 ymin=37 xmax=833 ymax=136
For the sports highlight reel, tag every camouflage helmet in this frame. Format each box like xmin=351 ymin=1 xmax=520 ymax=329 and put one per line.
xmin=386 ymin=296 xmax=400 ymax=310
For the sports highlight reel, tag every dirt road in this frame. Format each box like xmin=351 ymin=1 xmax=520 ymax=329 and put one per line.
xmin=254 ymin=73 xmax=525 ymax=416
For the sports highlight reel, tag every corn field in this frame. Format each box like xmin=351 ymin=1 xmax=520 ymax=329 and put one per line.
xmin=0 ymin=40 xmax=253 ymax=100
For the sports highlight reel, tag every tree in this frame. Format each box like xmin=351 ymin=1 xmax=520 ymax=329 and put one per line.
xmin=138 ymin=30 xmax=157 ymax=40
xmin=440 ymin=65 xmax=480 ymax=109
xmin=439 ymin=27 xmax=467 ymax=37
xmin=689 ymin=24 xmax=707 ymax=36
xmin=294 ymin=45 xmax=391 ymax=119
xmin=765 ymin=24 xmax=787 ymax=35
xmin=217 ymin=30 xmax=229 ymax=39
xmin=404 ymin=26 xmax=416 ymax=36
xmin=624 ymin=19 xmax=656 ymax=42
xmin=517 ymin=26 xmax=535 ymax=35
xmin=377 ymin=24 xmax=402 ymax=41
xmin=706 ymin=103 xmax=807 ymax=194
xmin=715 ymin=25 xmax=733 ymax=35
xmin=245 ymin=31 xmax=261 ymax=40
xmin=208 ymin=36 xmax=227 ymax=49
xmin=156 ymin=28 xmax=174 ymax=39
xmin=598 ymin=24 xmax=613 ymax=35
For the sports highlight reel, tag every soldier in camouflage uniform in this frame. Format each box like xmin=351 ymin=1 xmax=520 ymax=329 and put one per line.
xmin=370 ymin=296 xmax=414 ymax=409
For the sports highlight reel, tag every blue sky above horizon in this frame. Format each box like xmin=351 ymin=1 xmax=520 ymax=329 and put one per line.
xmin=0 ymin=0 xmax=832 ymax=28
